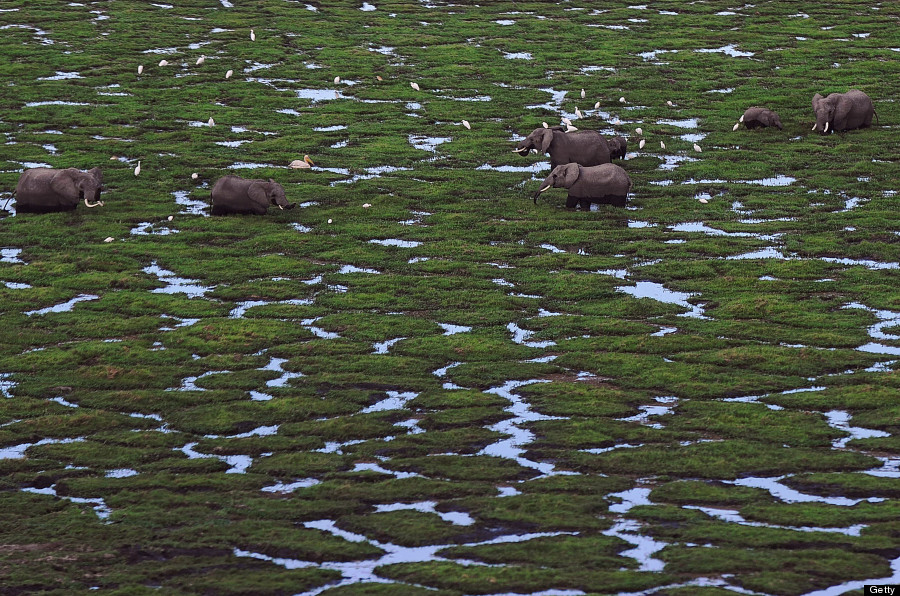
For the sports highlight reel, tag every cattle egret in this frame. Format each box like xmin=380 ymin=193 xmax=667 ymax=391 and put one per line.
xmin=693 ymin=144 xmax=702 ymax=152
xmin=134 ymin=161 xmax=141 ymax=176
xmin=619 ymin=96 xmax=625 ymax=103
xmin=565 ymin=125 xmax=578 ymax=132
xmin=562 ymin=117 xmax=572 ymax=126
xmin=660 ymin=141 xmax=666 ymax=149
xmin=639 ymin=139 xmax=646 ymax=149
xmin=104 ymin=237 xmax=114 ymax=243
xmin=376 ymin=75 xmax=383 ymax=81
xmin=327 ymin=218 xmax=333 ymax=224
xmin=362 ymin=203 xmax=372 ymax=208
xmin=635 ymin=127 xmax=643 ymax=135
xmin=137 ymin=64 xmax=144 ymax=75
xmin=196 ymin=56 xmax=205 ymax=66
xmin=542 ymin=122 xmax=549 ymax=128
xmin=334 ymin=76 xmax=340 ymax=84
xmin=575 ymin=107 xmax=583 ymax=119
xmin=225 ymin=69 xmax=233 ymax=79
xmin=110 ymin=156 xmax=118 ymax=160
xmin=462 ymin=120 xmax=471 ymax=129
xmin=208 ymin=117 xmax=215 ymax=126
xmin=698 ymin=198 xmax=709 ymax=204
xmin=410 ymin=82 xmax=420 ymax=91
xmin=581 ymin=88 xmax=586 ymax=98
xmin=594 ymin=101 xmax=600 ymax=109
xmin=158 ymin=60 xmax=169 ymax=67
xmin=167 ymin=215 xmax=174 ymax=221
xmin=667 ymin=100 xmax=674 ymax=106
xmin=191 ymin=173 xmax=198 ymax=180
xmin=733 ymin=122 xmax=740 ymax=131
xmin=250 ymin=29 xmax=255 ymax=41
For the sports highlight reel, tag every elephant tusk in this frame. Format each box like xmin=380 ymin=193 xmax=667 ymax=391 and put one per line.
xmin=84 ymin=198 xmax=103 ymax=208
xmin=739 ymin=114 xmax=744 ymax=123
xmin=823 ymin=121 xmax=829 ymax=132
xmin=539 ymin=185 xmax=552 ymax=193
xmin=811 ymin=123 xmax=817 ymax=131
xmin=278 ymin=205 xmax=284 ymax=210
xmin=512 ymin=149 xmax=523 ymax=153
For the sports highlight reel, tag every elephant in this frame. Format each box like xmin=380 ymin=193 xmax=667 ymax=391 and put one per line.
xmin=514 ymin=127 xmax=611 ymax=168
xmin=14 ymin=167 xmax=104 ymax=213
xmin=607 ymin=135 xmax=628 ymax=159
xmin=210 ymin=175 xmax=295 ymax=215
xmin=812 ymin=90 xmax=877 ymax=133
xmin=533 ymin=163 xmax=632 ymax=209
xmin=740 ymin=107 xmax=783 ymax=130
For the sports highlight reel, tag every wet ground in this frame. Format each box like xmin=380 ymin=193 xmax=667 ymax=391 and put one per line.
xmin=0 ymin=1 xmax=899 ymax=595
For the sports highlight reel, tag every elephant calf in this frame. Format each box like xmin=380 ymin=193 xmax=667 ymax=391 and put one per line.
xmin=741 ymin=107 xmax=783 ymax=130
xmin=514 ymin=127 xmax=611 ymax=168
xmin=15 ymin=167 xmax=104 ymax=213
xmin=210 ymin=175 xmax=296 ymax=215
xmin=812 ymin=89 xmax=877 ymax=133
xmin=607 ymin=136 xmax=628 ymax=159
xmin=534 ymin=163 xmax=632 ymax=209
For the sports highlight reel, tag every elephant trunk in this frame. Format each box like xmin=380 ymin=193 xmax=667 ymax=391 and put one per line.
xmin=286 ymin=202 xmax=297 ymax=210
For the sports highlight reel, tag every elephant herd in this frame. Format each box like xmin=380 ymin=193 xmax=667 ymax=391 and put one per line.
xmin=3 ymin=89 xmax=878 ymax=215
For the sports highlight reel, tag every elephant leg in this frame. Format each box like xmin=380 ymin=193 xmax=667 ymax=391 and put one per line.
xmin=565 ymin=195 xmax=579 ymax=209
xmin=597 ymin=194 xmax=628 ymax=208
xmin=579 ymin=199 xmax=591 ymax=211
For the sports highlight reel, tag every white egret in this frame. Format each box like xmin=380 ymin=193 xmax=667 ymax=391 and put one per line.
xmin=250 ymin=29 xmax=255 ymax=41
xmin=137 ymin=64 xmax=144 ymax=75
xmin=410 ymin=82 xmax=420 ymax=91
xmin=462 ymin=120 xmax=471 ymax=129
xmin=693 ymin=144 xmax=702 ymax=152
xmin=134 ymin=161 xmax=141 ymax=176
xmin=226 ymin=69 xmax=233 ymax=79
xmin=158 ymin=60 xmax=169 ymax=67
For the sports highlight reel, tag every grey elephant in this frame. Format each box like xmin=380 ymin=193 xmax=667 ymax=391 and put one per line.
xmin=210 ymin=175 xmax=295 ymax=215
xmin=514 ymin=127 xmax=611 ymax=168
xmin=534 ymin=163 xmax=632 ymax=209
xmin=14 ymin=167 xmax=104 ymax=213
xmin=740 ymin=107 xmax=783 ymax=130
xmin=607 ymin=136 xmax=628 ymax=159
xmin=812 ymin=90 xmax=877 ymax=133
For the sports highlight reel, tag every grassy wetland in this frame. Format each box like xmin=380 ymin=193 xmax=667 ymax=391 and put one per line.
xmin=1 ymin=0 xmax=899 ymax=594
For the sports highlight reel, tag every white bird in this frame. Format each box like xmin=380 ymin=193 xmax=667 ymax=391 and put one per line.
xmin=250 ymin=29 xmax=255 ymax=41
xmin=104 ymin=237 xmax=115 ymax=243
xmin=191 ymin=173 xmax=199 ymax=180
xmin=158 ymin=60 xmax=169 ymax=67
xmin=289 ymin=155 xmax=315 ymax=169
xmin=698 ymin=198 xmax=709 ymax=204
xmin=733 ymin=122 xmax=740 ymax=131
xmin=462 ymin=120 xmax=471 ymax=129
xmin=208 ymin=117 xmax=215 ymax=126
xmin=562 ymin=117 xmax=572 ymax=126
xmin=134 ymin=161 xmax=141 ymax=176
xmin=334 ymin=76 xmax=340 ymax=84
xmin=565 ymin=125 xmax=578 ymax=132
xmin=327 ymin=218 xmax=333 ymax=224
xmin=226 ymin=69 xmax=233 ymax=79
xmin=196 ymin=56 xmax=205 ymax=66
xmin=362 ymin=203 xmax=372 ymax=208
xmin=575 ymin=107 xmax=583 ymax=119
xmin=542 ymin=122 xmax=549 ymax=128
xmin=167 ymin=215 xmax=174 ymax=221
xmin=639 ymin=139 xmax=646 ymax=149
xmin=410 ymin=82 xmax=420 ymax=91
xmin=580 ymin=88 xmax=586 ymax=98
xmin=137 ymin=64 xmax=144 ymax=75
xmin=693 ymin=143 xmax=702 ymax=152
xmin=376 ymin=75 xmax=383 ymax=81
xmin=619 ymin=96 xmax=626 ymax=103
xmin=667 ymin=100 xmax=674 ymax=106
xmin=635 ymin=127 xmax=643 ymax=135
xmin=660 ymin=141 xmax=666 ymax=149
xmin=594 ymin=101 xmax=600 ymax=109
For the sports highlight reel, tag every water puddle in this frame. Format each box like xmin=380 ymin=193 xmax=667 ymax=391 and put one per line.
xmin=179 ymin=442 xmax=252 ymax=474
xmin=301 ymin=317 xmax=340 ymax=339
xmin=824 ymin=410 xmax=890 ymax=449
xmin=173 ymin=190 xmax=208 ymax=216
xmin=372 ymin=338 xmax=406 ymax=355
xmin=479 ymin=379 xmax=572 ymax=476
xmin=24 ymin=294 xmax=99 ymax=316
xmin=261 ymin=478 xmax=320 ymax=493
xmin=637 ymin=49 xmax=677 ymax=63
xmin=728 ymin=475 xmax=882 ymax=506
xmin=433 ymin=362 xmax=466 ymax=390
xmin=438 ymin=323 xmax=471 ymax=335
xmin=658 ymin=155 xmax=699 ymax=170
xmin=616 ymin=397 xmax=678 ymax=429
xmin=323 ymin=165 xmax=411 ymax=186
xmin=685 ymin=505 xmax=866 ymax=536
xmin=671 ymin=222 xmax=778 ymax=242
xmin=658 ymin=118 xmax=699 ymax=129
xmin=615 ymin=281 xmax=706 ymax=318
xmin=22 ymin=485 xmax=111 ymax=521
xmin=694 ymin=44 xmax=754 ymax=57
xmin=0 ymin=437 xmax=84 ymax=460
xmin=503 ymin=51 xmax=533 ymax=60
xmin=130 ymin=222 xmax=178 ymax=236
xmin=844 ymin=302 xmax=900 ymax=355
xmin=143 ymin=262 xmax=214 ymax=298
xmin=508 ymin=322 xmax=556 ymax=348
xmin=4 ymin=281 xmax=30 ymax=289
xmin=228 ymin=298 xmax=313 ymax=319
xmin=369 ymin=239 xmax=423 ymax=248
xmin=823 ymin=257 xmax=899 ymax=272
xmin=476 ymin=162 xmax=550 ymax=173
xmin=408 ymin=134 xmax=451 ymax=153
xmin=603 ymin=487 xmax=667 ymax=571
xmin=375 ymin=501 xmax=473 ymax=525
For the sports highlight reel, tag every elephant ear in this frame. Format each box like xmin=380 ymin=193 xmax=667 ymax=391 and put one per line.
xmin=562 ymin=163 xmax=580 ymax=187
xmin=812 ymin=93 xmax=823 ymax=108
xmin=247 ymin=182 xmax=268 ymax=206
xmin=49 ymin=169 xmax=76 ymax=198
xmin=538 ymin=128 xmax=553 ymax=153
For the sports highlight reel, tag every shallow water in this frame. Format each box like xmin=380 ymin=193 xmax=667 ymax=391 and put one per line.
xmin=173 ymin=190 xmax=208 ymax=216
xmin=694 ymin=44 xmax=754 ymax=57
xmin=604 ymin=487 xmax=667 ymax=571
xmin=616 ymin=281 xmax=706 ymax=318
xmin=24 ymin=294 xmax=99 ymax=316
xmin=143 ymin=262 xmax=214 ymax=298
xmin=685 ymin=505 xmax=866 ymax=536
